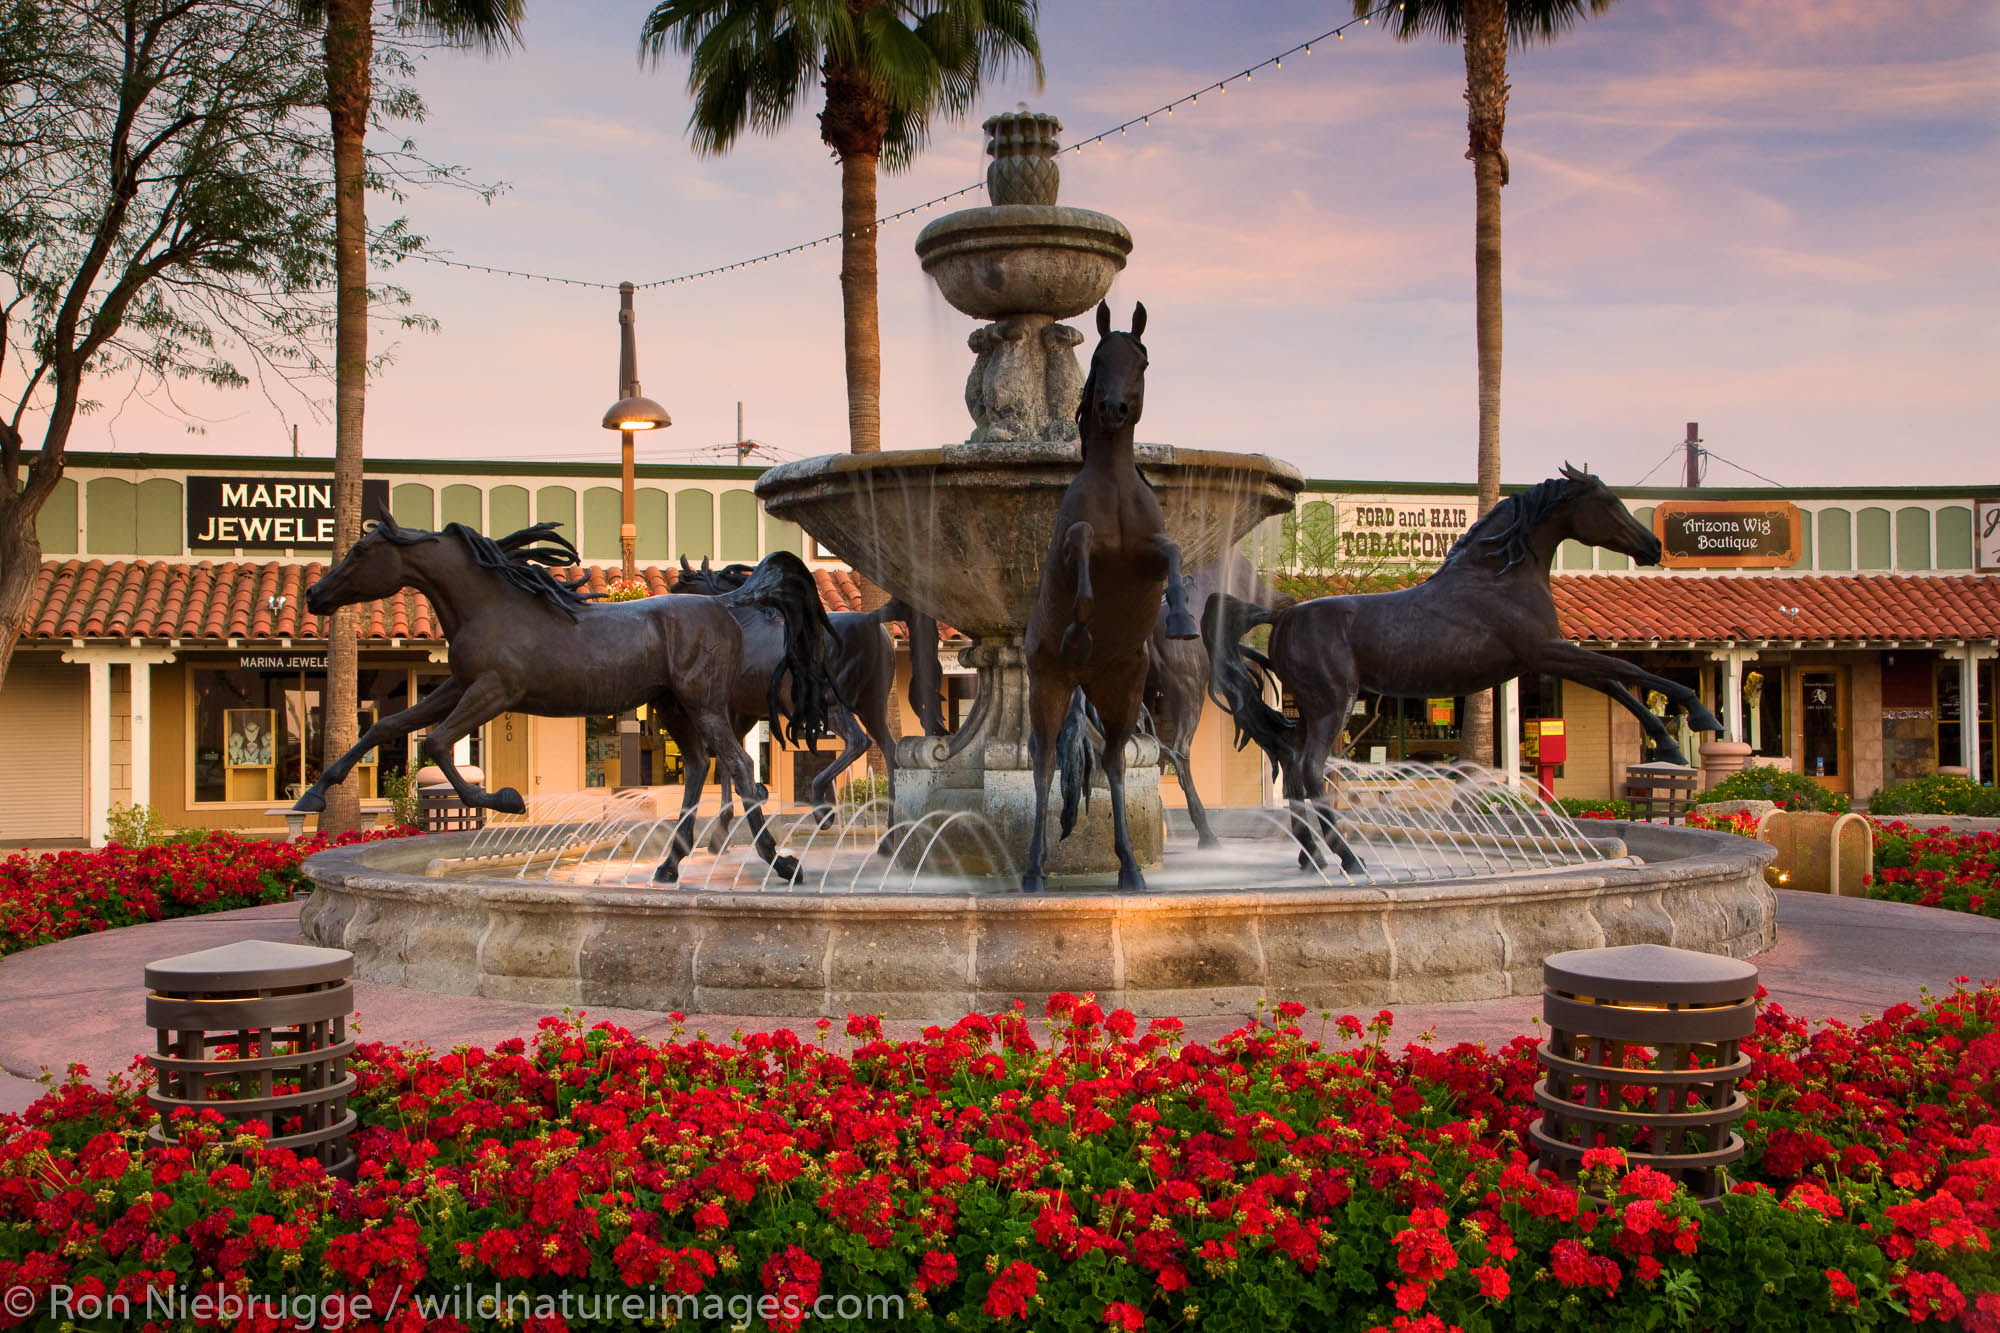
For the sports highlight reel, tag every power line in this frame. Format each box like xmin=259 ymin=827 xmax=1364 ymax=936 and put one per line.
xmin=404 ymin=2 xmax=1404 ymax=292
xmin=1632 ymin=442 xmax=1685 ymax=488
xmin=1702 ymin=451 xmax=1785 ymax=488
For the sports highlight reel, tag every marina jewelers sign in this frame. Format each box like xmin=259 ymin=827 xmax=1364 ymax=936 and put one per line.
xmin=187 ymin=475 xmax=389 ymax=551
xmin=1653 ymin=500 xmax=1801 ymax=568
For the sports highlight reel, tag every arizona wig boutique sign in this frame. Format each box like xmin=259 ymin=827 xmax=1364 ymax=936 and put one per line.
xmin=187 ymin=475 xmax=389 ymax=551
xmin=1653 ymin=500 xmax=1801 ymax=568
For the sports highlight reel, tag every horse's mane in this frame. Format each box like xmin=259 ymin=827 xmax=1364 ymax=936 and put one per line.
xmin=378 ymin=520 xmax=598 ymax=620
xmin=1439 ymin=475 xmax=1579 ymax=575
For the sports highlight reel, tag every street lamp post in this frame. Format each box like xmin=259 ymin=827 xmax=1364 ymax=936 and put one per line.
xmin=601 ymin=282 xmax=671 ymax=785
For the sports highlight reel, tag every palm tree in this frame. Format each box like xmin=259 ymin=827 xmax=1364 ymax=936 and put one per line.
xmin=641 ymin=0 xmax=1044 ymax=454
xmin=299 ymin=0 xmax=523 ymax=833
xmin=1357 ymin=0 xmax=1614 ymax=766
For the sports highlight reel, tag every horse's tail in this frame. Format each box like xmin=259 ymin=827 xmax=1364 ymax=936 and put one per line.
xmin=1201 ymin=592 xmax=1295 ymax=780
xmin=718 ymin=551 xmax=843 ymax=747
xmin=1057 ymin=687 xmax=1094 ymax=840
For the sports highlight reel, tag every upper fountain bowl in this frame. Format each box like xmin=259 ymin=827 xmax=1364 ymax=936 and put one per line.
xmin=916 ymin=205 xmax=1133 ymax=320
xmin=756 ymin=442 xmax=1302 ymax=639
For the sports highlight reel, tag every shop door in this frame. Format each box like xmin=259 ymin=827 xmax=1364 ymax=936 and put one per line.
xmin=487 ymin=711 xmax=531 ymax=796
xmin=1800 ymin=668 xmax=1850 ymax=795
xmin=0 ymin=666 xmax=86 ymax=841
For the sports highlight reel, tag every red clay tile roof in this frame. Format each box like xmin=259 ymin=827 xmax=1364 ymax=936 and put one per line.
xmin=1552 ymin=574 xmax=2000 ymax=644
xmin=23 ymin=559 xmax=964 ymax=644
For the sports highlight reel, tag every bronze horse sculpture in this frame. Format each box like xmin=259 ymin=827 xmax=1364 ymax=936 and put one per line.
xmin=671 ymin=557 xmax=900 ymax=846
xmin=1022 ymin=301 xmax=1200 ymax=893
xmin=293 ymin=514 xmax=839 ymax=884
xmin=1144 ymin=553 xmax=1278 ymax=849
xmin=1205 ymin=465 xmax=1723 ymax=873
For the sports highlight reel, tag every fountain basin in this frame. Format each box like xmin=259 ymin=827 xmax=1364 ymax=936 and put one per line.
xmin=300 ymin=822 xmax=1776 ymax=1020
xmin=757 ymin=442 xmax=1301 ymax=638
xmin=915 ymin=205 xmax=1132 ymax=319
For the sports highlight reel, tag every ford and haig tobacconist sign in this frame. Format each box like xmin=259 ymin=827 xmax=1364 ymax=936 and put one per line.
xmin=1652 ymin=500 xmax=1801 ymax=568
xmin=187 ymin=476 xmax=390 ymax=551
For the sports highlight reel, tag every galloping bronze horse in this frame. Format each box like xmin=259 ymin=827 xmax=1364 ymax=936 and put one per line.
xmin=1022 ymin=301 xmax=1200 ymax=893
xmin=1206 ymin=465 xmax=1723 ymax=872
xmin=1144 ymin=553 xmax=1277 ymax=848
xmin=294 ymin=514 xmax=839 ymax=884
xmin=671 ymin=557 xmax=899 ymax=845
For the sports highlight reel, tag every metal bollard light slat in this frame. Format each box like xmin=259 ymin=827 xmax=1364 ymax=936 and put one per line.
xmin=1528 ymin=943 xmax=1758 ymax=1204
xmin=144 ymin=940 xmax=358 ymax=1178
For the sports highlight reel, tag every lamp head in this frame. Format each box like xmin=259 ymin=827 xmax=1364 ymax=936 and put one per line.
xmin=602 ymin=395 xmax=671 ymax=431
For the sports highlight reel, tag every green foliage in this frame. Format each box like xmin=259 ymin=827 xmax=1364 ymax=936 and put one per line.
xmin=381 ymin=770 xmax=420 ymax=829
xmin=103 ymin=802 xmax=167 ymax=848
xmin=1867 ymin=774 xmax=2000 ymax=818
xmin=642 ymin=0 xmax=1046 ymax=170
xmin=838 ymin=771 xmax=892 ymax=809
xmin=1699 ymin=767 xmax=1850 ymax=814
xmin=1554 ymin=796 xmax=1633 ymax=819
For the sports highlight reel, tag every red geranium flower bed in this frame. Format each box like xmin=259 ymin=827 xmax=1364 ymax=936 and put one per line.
xmin=1 ymin=985 xmax=1997 ymax=1330
xmin=1867 ymin=823 xmax=2000 ymax=920
xmin=0 ymin=828 xmax=417 ymax=957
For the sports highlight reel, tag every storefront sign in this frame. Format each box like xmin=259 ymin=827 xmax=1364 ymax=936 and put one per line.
xmin=1978 ymin=499 xmax=2000 ymax=573
xmin=1338 ymin=501 xmax=1473 ymax=565
xmin=239 ymin=653 xmax=327 ymax=671
xmin=1653 ymin=500 xmax=1800 ymax=567
xmin=187 ymin=475 xmax=390 ymax=551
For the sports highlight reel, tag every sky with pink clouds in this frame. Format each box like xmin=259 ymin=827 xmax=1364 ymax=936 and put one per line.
xmin=49 ymin=0 xmax=2000 ymax=487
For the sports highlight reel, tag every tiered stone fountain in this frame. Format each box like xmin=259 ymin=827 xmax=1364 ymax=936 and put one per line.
xmin=757 ymin=111 xmax=1302 ymax=876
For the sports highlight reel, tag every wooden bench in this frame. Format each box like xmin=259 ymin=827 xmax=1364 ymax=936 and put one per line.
xmin=1622 ymin=764 xmax=1701 ymax=824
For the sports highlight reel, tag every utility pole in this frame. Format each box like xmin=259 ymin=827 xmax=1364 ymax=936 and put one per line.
xmin=1683 ymin=422 xmax=1702 ymax=489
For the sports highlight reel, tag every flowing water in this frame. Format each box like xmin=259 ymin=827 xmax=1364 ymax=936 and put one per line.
xmin=430 ymin=762 xmax=1625 ymax=895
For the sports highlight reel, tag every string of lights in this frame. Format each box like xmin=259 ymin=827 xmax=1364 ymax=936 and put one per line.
xmin=405 ymin=2 xmax=1403 ymax=292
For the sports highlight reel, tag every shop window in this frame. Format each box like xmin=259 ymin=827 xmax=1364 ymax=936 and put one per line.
xmin=194 ymin=666 xmax=414 ymax=804
xmin=1743 ymin=666 xmax=1787 ymax=758
xmin=585 ymin=715 xmax=619 ymax=788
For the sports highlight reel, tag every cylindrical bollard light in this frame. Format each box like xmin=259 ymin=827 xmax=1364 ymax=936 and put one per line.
xmin=1530 ymin=943 xmax=1757 ymax=1203
xmin=145 ymin=940 xmax=358 ymax=1178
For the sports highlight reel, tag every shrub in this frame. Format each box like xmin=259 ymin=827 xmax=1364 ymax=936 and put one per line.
xmin=1864 ymin=820 xmax=2000 ymax=919
xmin=0 ymin=828 xmax=418 ymax=957
xmin=1554 ymin=796 xmax=1632 ymax=819
xmin=1868 ymin=774 xmax=2000 ymax=818
xmin=103 ymin=801 xmax=166 ymax=848
xmin=838 ymin=771 xmax=892 ymax=810
xmin=3 ymin=987 xmax=1999 ymax=1330
xmin=381 ymin=770 xmax=421 ymax=829
xmin=1699 ymin=766 xmax=1850 ymax=813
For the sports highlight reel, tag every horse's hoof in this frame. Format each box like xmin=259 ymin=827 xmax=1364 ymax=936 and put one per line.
xmin=652 ymin=862 xmax=679 ymax=884
xmin=493 ymin=788 xmax=527 ymax=816
xmin=1690 ymin=705 xmax=1725 ymax=733
xmin=1020 ymin=872 xmax=1046 ymax=895
xmin=813 ymin=804 xmax=837 ymax=830
xmin=874 ymin=834 xmax=895 ymax=859
xmin=1117 ymin=866 xmax=1148 ymax=893
xmin=707 ymin=830 xmax=730 ymax=854
xmin=1059 ymin=623 xmax=1093 ymax=667
xmin=291 ymin=790 xmax=325 ymax=814
xmin=1197 ymin=835 xmax=1222 ymax=851
xmin=1338 ymin=854 xmax=1365 ymax=875
xmin=1653 ymin=744 xmax=1689 ymax=767
xmin=771 ymin=854 xmax=802 ymax=883
xmin=1165 ymin=610 xmax=1200 ymax=640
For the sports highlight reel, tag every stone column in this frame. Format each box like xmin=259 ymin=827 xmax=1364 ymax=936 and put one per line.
xmin=85 ymin=658 xmax=110 ymax=845
xmin=1500 ymin=677 xmax=1522 ymax=786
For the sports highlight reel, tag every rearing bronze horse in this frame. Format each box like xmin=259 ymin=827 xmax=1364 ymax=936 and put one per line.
xmin=1021 ymin=301 xmax=1199 ymax=893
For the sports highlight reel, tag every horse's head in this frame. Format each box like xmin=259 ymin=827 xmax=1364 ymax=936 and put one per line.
xmin=305 ymin=504 xmax=429 ymax=615
xmin=671 ymin=556 xmax=752 ymax=596
xmin=1555 ymin=463 xmax=1662 ymax=566
xmin=1079 ymin=301 xmax=1149 ymax=436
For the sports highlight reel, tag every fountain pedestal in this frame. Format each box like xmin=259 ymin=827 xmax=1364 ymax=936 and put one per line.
xmin=758 ymin=112 xmax=1298 ymax=879
xmin=895 ymin=639 xmax=1163 ymax=874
